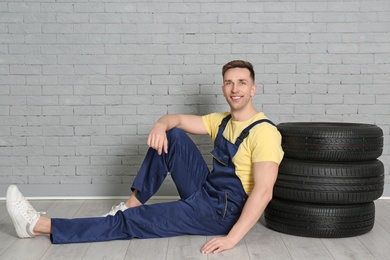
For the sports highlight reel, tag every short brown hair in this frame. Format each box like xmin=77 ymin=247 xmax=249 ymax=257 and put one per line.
xmin=222 ymin=60 xmax=255 ymax=82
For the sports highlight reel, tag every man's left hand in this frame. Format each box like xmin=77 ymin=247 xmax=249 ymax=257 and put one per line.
xmin=200 ymin=236 xmax=236 ymax=254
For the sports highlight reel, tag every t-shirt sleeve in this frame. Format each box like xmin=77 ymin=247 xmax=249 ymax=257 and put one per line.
xmin=202 ymin=113 xmax=214 ymax=137
xmin=250 ymin=124 xmax=284 ymax=164
xmin=201 ymin=112 xmax=229 ymax=141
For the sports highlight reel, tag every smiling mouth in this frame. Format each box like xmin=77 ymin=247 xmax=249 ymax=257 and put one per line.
xmin=231 ymin=96 xmax=242 ymax=100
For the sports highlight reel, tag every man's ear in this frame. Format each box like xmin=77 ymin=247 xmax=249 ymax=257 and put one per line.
xmin=251 ymin=84 xmax=257 ymax=97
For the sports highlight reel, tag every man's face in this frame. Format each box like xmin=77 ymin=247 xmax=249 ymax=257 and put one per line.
xmin=222 ymin=68 xmax=256 ymax=112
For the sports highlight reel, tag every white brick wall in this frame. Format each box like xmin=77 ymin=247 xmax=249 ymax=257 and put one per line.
xmin=0 ymin=0 xmax=389 ymax=197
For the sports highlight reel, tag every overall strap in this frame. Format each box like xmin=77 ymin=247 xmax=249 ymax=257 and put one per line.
xmin=235 ymin=119 xmax=275 ymax=146
xmin=219 ymin=114 xmax=232 ymax=129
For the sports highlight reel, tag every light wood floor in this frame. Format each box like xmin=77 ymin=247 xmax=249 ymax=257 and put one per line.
xmin=1 ymin=198 xmax=389 ymax=260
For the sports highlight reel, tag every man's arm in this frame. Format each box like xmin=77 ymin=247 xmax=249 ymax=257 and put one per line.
xmin=148 ymin=114 xmax=207 ymax=155
xmin=201 ymin=161 xmax=279 ymax=254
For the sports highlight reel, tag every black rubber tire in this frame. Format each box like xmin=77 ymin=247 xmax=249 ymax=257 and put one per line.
xmin=277 ymin=122 xmax=383 ymax=161
xmin=264 ymin=198 xmax=375 ymax=238
xmin=273 ymin=158 xmax=384 ymax=204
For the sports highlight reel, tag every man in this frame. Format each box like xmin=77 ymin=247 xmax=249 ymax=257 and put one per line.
xmin=7 ymin=60 xmax=284 ymax=254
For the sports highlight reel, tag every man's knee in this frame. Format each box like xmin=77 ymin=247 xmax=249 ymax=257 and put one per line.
xmin=166 ymin=128 xmax=187 ymax=142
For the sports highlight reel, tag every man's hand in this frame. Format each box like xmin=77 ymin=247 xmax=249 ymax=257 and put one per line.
xmin=200 ymin=236 xmax=237 ymax=254
xmin=147 ymin=123 xmax=168 ymax=155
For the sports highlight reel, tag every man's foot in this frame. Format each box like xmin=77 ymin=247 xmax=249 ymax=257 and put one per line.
xmin=6 ymin=185 xmax=42 ymax=238
xmin=103 ymin=202 xmax=128 ymax=217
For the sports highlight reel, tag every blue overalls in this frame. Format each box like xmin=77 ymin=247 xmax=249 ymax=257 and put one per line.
xmin=51 ymin=115 xmax=275 ymax=244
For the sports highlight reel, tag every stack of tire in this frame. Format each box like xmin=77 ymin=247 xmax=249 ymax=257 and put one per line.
xmin=265 ymin=122 xmax=384 ymax=238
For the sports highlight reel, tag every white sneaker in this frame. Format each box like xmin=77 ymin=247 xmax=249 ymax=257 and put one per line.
xmin=103 ymin=202 xmax=128 ymax=217
xmin=6 ymin=185 xmax=42 ymax=238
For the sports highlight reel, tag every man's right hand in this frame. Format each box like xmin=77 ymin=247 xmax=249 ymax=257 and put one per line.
xmin=147 ymin=122 xmax=169 ymax=155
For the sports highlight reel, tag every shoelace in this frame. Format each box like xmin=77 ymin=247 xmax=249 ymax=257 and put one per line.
xmin=17 ymin=196 xmax=46 ymax=221
xmin=109 ymin=202 xmax=126 ymax=213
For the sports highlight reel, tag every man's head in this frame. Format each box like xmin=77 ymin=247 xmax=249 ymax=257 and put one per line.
xmin=222 ymin=60 xmax=255 ymax=83
xmin=221 ymin=60 xmax=257 ymax=115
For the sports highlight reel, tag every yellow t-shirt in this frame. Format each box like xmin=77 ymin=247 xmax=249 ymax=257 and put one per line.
xmin=202 ymin=112 xmax=284 ymax=195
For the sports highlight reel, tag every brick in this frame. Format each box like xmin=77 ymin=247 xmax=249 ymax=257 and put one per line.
xmin=41 ymin=3 xmax=73 ymax=13
xmin=296 ymin=2 xmax=327 ymax=11
xmin=264 ymin=2 xmax=295 ymax=12
xmin=105 ymin=3 xmax=136 ymax=13
xmin=76 ymin=146 xmax=106 ymax=156
xmin=360 ymin=43 xmax=390 ymax=53
xmin=328 ymin=44 xmax=359 ymax=53
xmin=312 ymin=94 xmax=343 ymax=104
xmin=12 ymin=146 xmax=43 ymax=156
xmin=76 ymin=166 xmax=106 ymax=176
xmin=360 ymin=23 xmax=390 ymax=32
xmin=12 ymin=126 xmax=42 ymax=136
xmin=60 ymin=156 xmax=89 ymax=166
xmin=0 ymin=34 xmax=24 ymax=44
xmin=123 ymin=95 xmax=153 ymax=105
xmin=74 ymin=106 xmax=105 ymax=115
xmin=90 ymin=156 xmax=121 ymax=165
xmin=24 ymin=13 xmax=56 ymax=23
xmin=28 ymin=116 xmax=60 ymax=126
xmin=343 ymin=54 xmax=374 ymax=64
xmin=106 ymin=126 xmax=137 ymax=135
xmin=278 ymin=74 xmax=309 ymax=84
xmin=264 ymin=84 xmax=295 ymax=94
xmin=311 ymin=33 xmax=343 ymax=43
xmin=328 ymin=84 xmax=360 ymax=94
xmin=265 ymin=64 xmax=295 ymax=74
xmin=297 ymin=64 xmax=327 ymax=74
xmin=91 ymin=95 xmax=121 ymax=105
xmin=44 ymin=147 xmax=75 ymax=156
xmin=10 ymin=65 xmax=42 ymax=75
xmin=310 ymin=74 xmax=342 ymax=84
xmin=328 ymin=2 xmax=360 ymax=11
xmin=60 ymin=176 xmax=91 ymax=184
xmin=360 ymin=1 xmax=390 ymax=11
xmin=359 ymin=105 xmax=390 ymax=115
xmin=329 ymin=65 xmax=360 ymax=74
xmin=0 ymin=13 xmax=23 ymax=23
xmin=136 ymin=105 xmax=167 ymax=115
xmin=27 ymin=137 xmax=58 ymax=146
xmin=314 ymin=13 xmax=345 ymax=23
xmin=74 ymin=3 xmax=105 ymax=13
xmin=326 ymin=105 xmax=358 ymax=115
xmin=56 ymin=13 xmax=89 ymax=23
xmin=9 ymin=24 xmax=41 ymax=34
xmin=10 ymin=106 xmax=41 ymax=116
xmin=0 ymin=95 xmax=26 ymax=106
xmin=280 ymin=94 xmax=311 ymax=104
xmin=61 ymin=116 xmax=92 ymax=126
xmin=42 ymin=106 xmax=73 ymax=115
xmin=264 ymin=44 xmax=295 ymax=53
xmin=361 ymin=84 xmax=390 ymax=94
xmin=73 ymin=24 xmax=105 ymax=34
xmin=60 ymin=137 xmax=90 ymax=146
xmin=0 ymin=136 xmax=26 ymax=146
xmin=295 ymin=105 xmax=326 ymax=115
xmin=296 ymin=84 xmax=327 ymax=94
xmin=42 ymin=126 xmax=74 ymax=136
xmin=341 ymin=74 xmax=373 ymax=84
xmin=263 ymin=23 xmax=295 ymax=33
xmin=45 ymin=166 xmax=75 ymax=176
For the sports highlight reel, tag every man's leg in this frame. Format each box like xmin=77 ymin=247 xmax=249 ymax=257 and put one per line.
xmin=50 ymin=190 xmax=238 ymax=244
xmin=131 ymin=128 xmax=210 ymax=204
